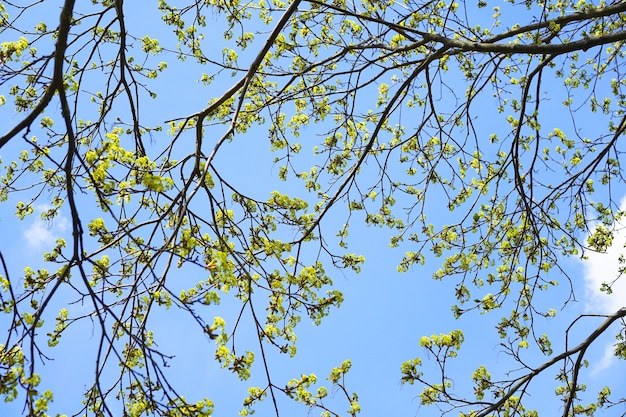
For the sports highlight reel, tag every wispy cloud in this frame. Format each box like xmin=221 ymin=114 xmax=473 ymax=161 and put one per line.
xmin=589 ymin=343 xmax=616 ymax=378
xmin=23 ymin=205 xmax=69 ymax=250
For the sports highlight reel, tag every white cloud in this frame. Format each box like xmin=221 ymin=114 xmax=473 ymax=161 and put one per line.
xmin=23 ymin=205 xmax=69 ymax=250
xmin=581 ymin=197 xmax=626 ymax=314
xmin=589 ymin=343 xmax=615 ymax=378
xmin=579 ymin=197 xmax=626 ymax=376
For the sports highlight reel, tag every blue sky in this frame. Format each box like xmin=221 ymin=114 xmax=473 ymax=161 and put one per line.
xmin=1 ymin=1 xmax=626 ymax=417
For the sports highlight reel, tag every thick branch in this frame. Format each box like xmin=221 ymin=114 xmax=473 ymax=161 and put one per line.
xmin=418 ymin=30 xmax=626 ymax=55
xmin=485 ymin=2 xmax=626 ymax=43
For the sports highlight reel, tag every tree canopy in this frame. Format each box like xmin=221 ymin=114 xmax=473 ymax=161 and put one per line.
xmin=1 ymin=0 xmax=625 ymax=416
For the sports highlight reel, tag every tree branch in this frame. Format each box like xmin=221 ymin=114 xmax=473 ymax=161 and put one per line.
xmin=0 ymin=0 xmax=76 ymax=148
xmin=477 ymin=307 xmax=626 ymax=417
